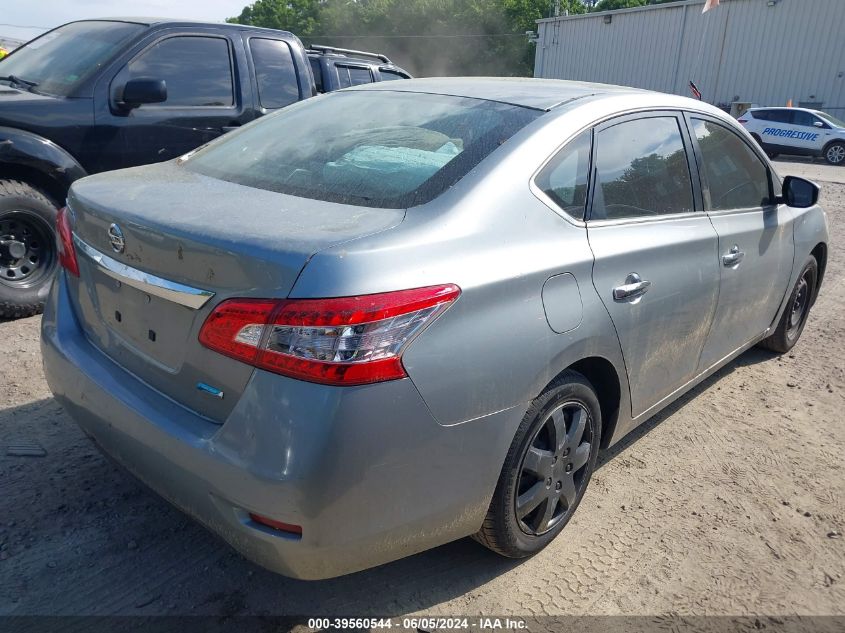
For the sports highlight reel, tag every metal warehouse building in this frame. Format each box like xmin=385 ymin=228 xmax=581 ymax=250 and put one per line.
xmin=534 ymin=0 xmax=845 ymax=116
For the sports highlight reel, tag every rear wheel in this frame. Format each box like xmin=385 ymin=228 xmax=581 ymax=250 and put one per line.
xmin=758 ymin=257 xmax=817 ymax=353
xmin=824 ymin=141 xmax=845 ymax=166
xmin=0 ymin=180 xmax=59 ymax=319
xmin=474 ymin=371 xmax=601 ymax=558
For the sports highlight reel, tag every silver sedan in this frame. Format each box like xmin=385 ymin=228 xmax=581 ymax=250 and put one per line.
xmin=41 ymin=78 xmax=828 ymax=579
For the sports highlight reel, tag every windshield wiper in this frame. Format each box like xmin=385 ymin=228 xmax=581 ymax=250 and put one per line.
xmin=0 ymin=75 xmax=39 ymax=90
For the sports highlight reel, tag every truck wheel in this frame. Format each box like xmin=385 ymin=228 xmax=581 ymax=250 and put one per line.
xmin=824 ymin=141 xmax=845 ymax=166
xmin=474 ymin=371 xmax=601 ymax=558
xmin=0 ymin=180 xmax=59 ymax=319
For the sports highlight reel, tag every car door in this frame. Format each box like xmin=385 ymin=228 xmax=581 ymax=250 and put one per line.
xmin=787 ymin=110 xmax=829 ymax=154
xmin=688 ymin=114 xmax=794 ymax=372
xmin=586 ymin=113 xmax=720 ymax=418
xmin=96 ymin=31 xmax=254 ymax=169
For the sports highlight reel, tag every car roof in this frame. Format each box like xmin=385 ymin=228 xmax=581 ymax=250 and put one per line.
xmin=347 ymin=77 xmax=658 ymax=111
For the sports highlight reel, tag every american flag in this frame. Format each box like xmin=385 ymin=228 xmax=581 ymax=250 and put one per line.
xmin=702 ymin=0 xmax=720 ymax=12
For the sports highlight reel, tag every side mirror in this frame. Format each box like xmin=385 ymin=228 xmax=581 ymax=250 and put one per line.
xmin=119 ymin=78 xmax=166 ymax=109
xmin=813 ymin=121 xmax=825 ymax=128
xmin=780 ymin=175 xmax=819 ymax=208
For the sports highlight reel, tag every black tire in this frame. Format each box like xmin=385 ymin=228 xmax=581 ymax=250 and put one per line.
xmin=0 ymin=179 xmax=59 ymax=319
xmin=474 ymin=370 xmax=601 ymax=558
xmin=758 ymin=257 xmax=818 ymax=353
xmin=824 ymin=141 xmax=845 ymax=166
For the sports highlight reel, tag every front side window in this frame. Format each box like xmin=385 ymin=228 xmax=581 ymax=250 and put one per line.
xmin=185 ymin=91 xmax=541 ymax=208
xmin=535 ymin=129 xmax=591 ymax=219
xmin=691 ymin=118 xmax=771 ymax=211
xmin=792 ymin=110 xmax=823 ymax=128
xmin=591 ymin=116 xmax=694 ymax=220
xmin=115 ymin=36 xmax=233 ymax=107
xmin=250 ymin=38 xmax=299 ymax=109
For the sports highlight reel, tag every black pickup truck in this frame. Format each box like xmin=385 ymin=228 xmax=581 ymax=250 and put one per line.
xmin=0 ymin=18 xmax=410 ymax=318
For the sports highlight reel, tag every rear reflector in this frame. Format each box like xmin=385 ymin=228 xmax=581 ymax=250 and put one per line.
xmin=249 ymin=513 xmax=302 ymax=536
xmin=56 ymin=206 xmax=79 ymax=277
xmin=199 ymin=284 xmax=461 ymax=386
xmin=737 ymin=119 xmax=748 ymax=124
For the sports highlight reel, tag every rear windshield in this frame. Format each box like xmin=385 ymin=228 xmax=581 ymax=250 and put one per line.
xmin=185 ymin=90 xmax=542 ymax=208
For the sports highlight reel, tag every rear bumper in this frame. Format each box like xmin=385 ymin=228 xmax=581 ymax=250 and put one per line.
xmin=41 ymin=273 xmax=523 ymax=579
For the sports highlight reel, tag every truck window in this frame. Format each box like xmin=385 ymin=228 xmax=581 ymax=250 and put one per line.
xmin=115 ymin=36 xmax=233 ymax=107
xmin=337 ymin=65 xmax=373 ymax=88
xmin=379 ymin=69 xmax=407 ymax=81
xmin=309 ymin=57 xmax=324 ymax=93
xmin=250 ymin=38 xmax=300 ymax=109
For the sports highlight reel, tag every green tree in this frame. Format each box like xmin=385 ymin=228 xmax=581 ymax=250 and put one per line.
xmin=227 ymin=0 xmax=588 ymax=76
xmin=226 ymin=0 xmax=322 ymax=36
xmin=591 ymin=0 xmax=675 ymax=10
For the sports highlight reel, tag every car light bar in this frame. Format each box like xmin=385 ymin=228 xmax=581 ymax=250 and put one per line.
xmin=199 ymin=284 xmax=461 ymax=386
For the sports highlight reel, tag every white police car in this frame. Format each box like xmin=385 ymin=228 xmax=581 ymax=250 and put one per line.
xmin=739 ymin=107 xmax=845 ymax=165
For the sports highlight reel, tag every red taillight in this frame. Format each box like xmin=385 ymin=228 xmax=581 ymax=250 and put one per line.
xmin=199 ymin=284 xmax=461 ymax=386
xmin=738 ymin=119 xmax=748 ymax=124
xmin=56 ymin=206 xmax=79 ymax=277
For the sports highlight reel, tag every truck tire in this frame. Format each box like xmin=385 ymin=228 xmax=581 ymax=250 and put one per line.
xmin=0 ymin=180 xmax=59 ymax=319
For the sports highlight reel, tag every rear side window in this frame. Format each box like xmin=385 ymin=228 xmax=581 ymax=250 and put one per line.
xmin=337 ymin=65 xmax=373 ymax=88
xmin=750 ymin=110 xmax=769 ymax=120
xmin=535 ymin=129 xmax=591 ymax=220
xmin=591 ymin=116 xmax=694 ymax=220
xmin=767 ymin=110 xmax=793 ymax=124
xmin=691 ymin=118 xmax=771 ymax=211
xmin=250 ymin=38 xmax=299 ymax=109
xmin=116 ymin=36 xmax=233 ymax=107
xmin=309 ymin=57 xmax=323 ymax=92
xmin=186 ymin=91 xmax=542 ymax=208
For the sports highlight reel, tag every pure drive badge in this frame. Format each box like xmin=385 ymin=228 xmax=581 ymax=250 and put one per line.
xmin=108 ymin=223 xmax=125 ymax=254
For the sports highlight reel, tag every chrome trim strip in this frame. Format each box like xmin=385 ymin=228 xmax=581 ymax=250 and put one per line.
xmin=72 ymin=234 xmax=215 ymax=310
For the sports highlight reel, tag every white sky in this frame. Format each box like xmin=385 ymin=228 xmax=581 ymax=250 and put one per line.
xmin=2 ymin=0 xmax=249 ymax=42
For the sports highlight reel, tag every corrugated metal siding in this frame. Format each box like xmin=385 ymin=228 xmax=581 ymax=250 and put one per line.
xmin=535 ymin=0 xmax=845 ymax=115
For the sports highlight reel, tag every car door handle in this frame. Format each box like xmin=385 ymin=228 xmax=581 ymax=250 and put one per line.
xmin=613 ymin=273 xmax=651 ymax=301
xmin=722 ymin=245 xmax=745 ymax=267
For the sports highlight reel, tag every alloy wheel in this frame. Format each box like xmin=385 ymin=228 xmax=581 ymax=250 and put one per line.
xmin=827 ymin=144 xmax=845 ymax=165
xmin=515 ymin=401 xmax=593 ymax=536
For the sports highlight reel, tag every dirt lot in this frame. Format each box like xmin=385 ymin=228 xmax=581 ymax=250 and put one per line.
xmin=0 ymin=159 xmax=843 ymax=619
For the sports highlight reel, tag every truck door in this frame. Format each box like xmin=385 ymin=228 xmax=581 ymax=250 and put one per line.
xmin=94 ymin=29 xmax=255 ymax=170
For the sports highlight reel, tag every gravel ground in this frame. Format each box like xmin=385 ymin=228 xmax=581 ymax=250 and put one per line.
xmin=0 ymin=160 xmax=843 ymax=618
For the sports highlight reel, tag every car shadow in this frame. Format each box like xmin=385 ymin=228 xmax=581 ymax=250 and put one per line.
xmin=1 ymin=346 xmax=781 ymax=617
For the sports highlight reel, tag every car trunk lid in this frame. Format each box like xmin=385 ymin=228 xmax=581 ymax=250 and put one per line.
xmin=66 ymin=161 xmax=404 ymax=422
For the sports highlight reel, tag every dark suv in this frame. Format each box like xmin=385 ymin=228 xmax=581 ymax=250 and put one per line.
xmin=307 ymin=45 xmax=411 ymax=93
xmin=0 ymin=19 xmax=409 ymax=318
